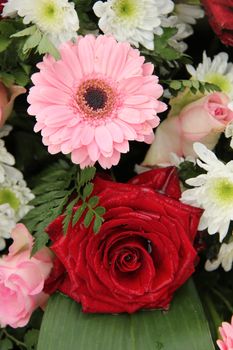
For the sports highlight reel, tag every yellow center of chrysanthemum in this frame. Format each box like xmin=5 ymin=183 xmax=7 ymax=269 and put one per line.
xmin=0 ymin=188 xmax=20 ymax=211
xmin=36 ymin=1 xmax=64 ymax=31
xmin=112 ymin=0 xmax=140 ymax=20
xmin=76 ymin=79 xmax=116 ymax=120
xmin=210 ymin=178 xmax=233 ymax=205
xmin=205 ymin=73 xmax=232 ymax=95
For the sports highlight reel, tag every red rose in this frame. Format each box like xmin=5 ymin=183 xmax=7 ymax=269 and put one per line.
xmin=45 ymin=168 xmax=202 ymax=314
xmin=0 ymin=1 xmax=6 ymax=15
xmin=202 ymin=0 xmax=233 ymax=46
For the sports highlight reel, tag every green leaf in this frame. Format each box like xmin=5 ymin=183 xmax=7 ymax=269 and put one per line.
xmin=88 ymin=196 xmax=99 ymax=208
xmin=93 ymin=216 xmax=103 ymax=234
xmin=11 ymin=25 xmax=37 ymax=38
xmin=24 ymin=329 xmax=39 ymax=350
xmin=62 ymin=197 xmax=79 ymax=234
xmin=31 ymin=232 xmax=49 ymax=257
xmin=0 ymin=37 xmax=11 ymax=52
xmin=72 ymin=203 xmax=87 ymax=226
xmin=83 ymin=183 xmax=94 ymax=199
xmin=95 ymin=206 xmax=106 ymax=216
xmin=37 ymin=280 xmax=215 ymax=350
xmin=154 ymin=28 xmax=182 ymax=61
xmin=14 ymin=70 xmax=30 ymax=86
xmin=169 ymin=80 xmax=182 ymax=90
xmin=0 ymin=338 xmax=13 ymax=350
xmin=23 ymin=29 xmax=42 ymax=53
xmin=0 ymin=72 xmax=14 ymax=86
xmin=23 ymin=161 xmax=76 ymax=254
xmin=84 ymin=210 xmax=94 ymax=228
xmin=37 ymin=34 xmax=60 ymax=59
xmin=78 ymin=167 xmax=96 ymax=188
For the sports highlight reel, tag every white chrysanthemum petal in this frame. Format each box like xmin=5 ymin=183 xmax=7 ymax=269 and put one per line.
xmin=205 ymin=242 xmax=233 ymax=272
xmin=93 ymin=0 xmax=174 ymax=50
xmin=174 ymin=4 xmax=204 ymax=25
xmin=3 ymin=0 xmax=79 ymax=47
xmin=0 ymin=130 xmax=34 ymax=250
xmin=186 ymin=51 xmax=233 ymax=99
xmin=181 ymin=143 xmax=233 ymax=241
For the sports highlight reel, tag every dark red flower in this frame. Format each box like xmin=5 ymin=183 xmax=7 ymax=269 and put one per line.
xmin=202 ymin=0 xmax=233 ymax=46
xmin=0 ymin=1 xmax=6 ymax=15
xmin=45 ymin=168 xmax=202 ymax=314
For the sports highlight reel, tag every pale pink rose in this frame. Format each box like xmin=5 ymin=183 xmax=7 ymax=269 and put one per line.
xmin=217 ymin=317 xmax=233 ymax=350
xmin=0 ymin=82 xmax=26 ymax=128
xmin=143 ymin=92 xmax=233 ymax=166
xmin=0 ymin=224 xmax=53 ymax=328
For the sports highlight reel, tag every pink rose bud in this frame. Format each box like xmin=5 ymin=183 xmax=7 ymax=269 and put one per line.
xmin=0 ymin=82 xmax=26 ymax=128
xmin=0 ymin=224 xmax=53 ymax=328
xmin=143 ymin=92 xmax=233 ymax=166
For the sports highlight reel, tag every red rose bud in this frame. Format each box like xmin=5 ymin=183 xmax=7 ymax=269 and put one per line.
xmin=45 ymin=168 xmax=202 ymax=314
xmin=202 ymin=0 xmax=233 ymax=46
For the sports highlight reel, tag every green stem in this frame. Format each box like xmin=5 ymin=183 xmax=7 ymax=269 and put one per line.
xmin=2 ymin=329 xmax=27 ymax=349
xmin=212 ymin=288 xmax=233 ymax=314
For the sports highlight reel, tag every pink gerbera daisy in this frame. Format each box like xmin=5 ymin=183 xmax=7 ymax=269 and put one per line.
xmin=27 ymin=35 xmax=166 ymax=168
xmin=217 ymin=317 xmax=233 ymax=350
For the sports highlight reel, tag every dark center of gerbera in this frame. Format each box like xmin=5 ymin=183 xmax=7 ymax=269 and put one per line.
xmin=76 ymin=79 xmax=116 ymax=119
xmin=84 ymin=87 xmax=107 ymax=111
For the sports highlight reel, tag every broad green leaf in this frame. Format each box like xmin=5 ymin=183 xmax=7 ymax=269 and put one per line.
xmin=37 ymin=35 xmax=60 ymax=60
xmin=0 ymin=72 xmax=14 ymax=87
xmin=11 ymin=25 xmax=37 ymax=38
xmin=24 ymin=329 xmax=39 ymax=350
xmin=14 ymin=70 xmax=29 ymax=86
xmin=0 ymin=338 xmax=13 ymax=350
xmin=38 ymin=280 xmax=215 ymax=350
xmin=0 ymin=37 xmax=11 ymax=52
xmin=23 ymin=30 xmax=42 ymax=53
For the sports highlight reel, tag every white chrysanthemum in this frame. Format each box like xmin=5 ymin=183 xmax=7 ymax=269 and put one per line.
xmin=0 ymin=127 xmax=34 ymax=250
xmin=0 ymin=127 xmax=16 ymax=183
xmin=174 ymin=3 xmax=204 ymax=26
xmin=0 ymin=125 xmax=12 ymax=138
xmin=3 ymin=0 xmax=79 ymax=47
xmin=0 ymin=204 xmax=16 ymax=250
xmin=93 ymin=0 xmax=174 ymax=50
xmin=0 ymin=172 xmax=34 ymax=250
xmin=225 ymin=122 xmax=233 ymax=149
xmin=0 ymin=167 xmax=34 ymax=221
xmin=181 ymin=142 xmax=233 ymax=242
xmin=205 ymin=241 xmax=233 ymax=272
xmin=0 ymin=140 xmax=15 ymax=183
xmin=186 ymin=52 xmax=233 ymax=99
xmin=161 ymin=15 xmax=192 ymax=52
xmin=159 ymin=3 xmax=204 ymax=53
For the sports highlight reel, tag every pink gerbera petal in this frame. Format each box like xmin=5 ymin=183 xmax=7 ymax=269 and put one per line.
xmin=27 ymin=35 xmax=166 ymax=169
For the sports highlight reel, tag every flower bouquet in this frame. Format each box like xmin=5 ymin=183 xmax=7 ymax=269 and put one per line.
xmin=0 ymin=0 xmax=233 ymax=349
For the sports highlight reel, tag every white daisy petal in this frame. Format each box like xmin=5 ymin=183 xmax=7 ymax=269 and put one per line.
xmin=181 ymin=143 xmax=233 ymax=241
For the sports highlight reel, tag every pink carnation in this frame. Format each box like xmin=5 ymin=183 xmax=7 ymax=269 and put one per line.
xmin=0 ymin=224 xmax=53 ymax=328
xmin=217 ymin=317 xmax=233 ymax=350
xmin=27 ymin=35 xmax=166 ymax=169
